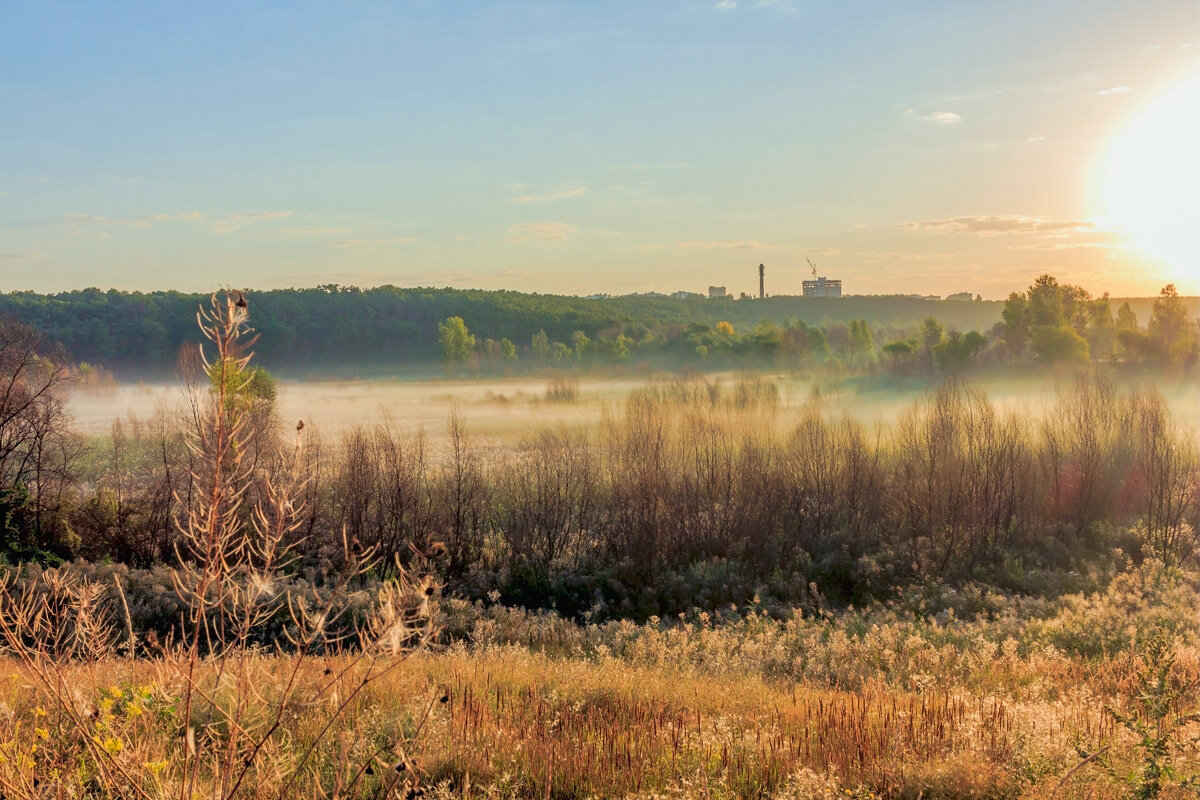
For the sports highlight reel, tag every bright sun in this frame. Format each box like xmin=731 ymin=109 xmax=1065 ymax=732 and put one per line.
xmin=1102 ymin=72 xmax=1200 ymax=287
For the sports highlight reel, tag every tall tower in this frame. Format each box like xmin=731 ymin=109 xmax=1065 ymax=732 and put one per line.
xmin=758 ymin=263 xmax=765 ymax=299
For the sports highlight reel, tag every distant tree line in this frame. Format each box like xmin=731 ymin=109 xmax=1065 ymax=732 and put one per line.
xmin=0 ymin=284 xmax=1004 ymax=375
xmin=1 ymin=279 xmax=1192 ymax=377
xmin=433 ymin=276 xmax=1196 ymax=378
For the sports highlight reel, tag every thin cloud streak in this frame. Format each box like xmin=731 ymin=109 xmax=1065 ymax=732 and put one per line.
xmin=210 ymin=211 xmax=293 ymax=234
xmin=506 ymin=222 xmax=578 ymax=242
xmin=508 ymin=187 xmax=588 ymax=203
xmin=899 ymin=215 xmax=1096 ymax=236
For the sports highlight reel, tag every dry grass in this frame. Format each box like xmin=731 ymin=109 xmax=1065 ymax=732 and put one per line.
xmin=1 ymin=631 xmax=1194 ymax=799
xmin=1 ymin=557 xmax=1197 ymax=797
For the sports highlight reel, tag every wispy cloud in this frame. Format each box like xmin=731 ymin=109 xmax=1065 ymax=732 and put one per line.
xmin=899 ymin=215 xmax=1096 ymax=236
xmin=714 ymin=0 xmax=737 ymax=9
xmin=1008 ymin=240 xmax=1123 ymax=251
xmin=808 ymin=247 xmax=842 ymax=255
xmin=0 ymin=252 xmax=43 ymax=261
xmin=1098 ymin=85 xmax=1132 ymax=96
xmin=754 ymin=0 xmax=796 ymax=11
xmin=67 ymin=211 xmax=203 ymax=235
xmin=210 ymin=210 xmax=293 ymax=234
xmin=611 ymin=161 xmax=690 ymax=170
xmin=508 ymin=187 xmax=588 ymax=203
xmin=676 ymin=240 xmax=771 ymax=251
xmin=921 ymin=110 xmax=961 ymax=124
xmin=148 ymin=211 xmax=205 ymax=223
xmin=859 ymin=251 xmax=955 ymax=263
xmin=67 ymin=214 xmax=150 ymax=231
xmin=331 ymin=237 xmax=419 ymax=248
xmin=507 ymin=222 xmax=578 ymax=242
xmin=278 ymin=226 xmax=354 ymax=236
xmin=641 ymin=239 xmax=774 ymax=253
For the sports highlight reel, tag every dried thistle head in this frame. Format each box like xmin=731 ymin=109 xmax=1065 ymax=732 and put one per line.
xmin=365 ymin=574 xmax=437 ymax=656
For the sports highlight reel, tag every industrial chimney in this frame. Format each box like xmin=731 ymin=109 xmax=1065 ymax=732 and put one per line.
xmin=758 ymin=263 xmax=765 ymax=299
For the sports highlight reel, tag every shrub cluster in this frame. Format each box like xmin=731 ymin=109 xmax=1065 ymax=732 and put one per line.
xmin=32 ymin=371 xmax=1198 ymax=621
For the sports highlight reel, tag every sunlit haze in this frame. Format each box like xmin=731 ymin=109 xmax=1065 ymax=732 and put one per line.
xmin=2 ymin=1 xmax=1196 ymax=298
xmin=1100 ymin=71 xmax=1199 ymax=287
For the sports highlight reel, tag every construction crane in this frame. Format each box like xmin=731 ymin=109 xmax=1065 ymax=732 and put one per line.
xmin=806 ymin=257 xmax=818 ymax=279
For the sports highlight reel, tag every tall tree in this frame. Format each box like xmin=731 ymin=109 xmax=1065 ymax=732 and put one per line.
xmin=438 ymin=316 xmax=476 ymax=374
xmin=1149 ymin=284 xmax=1198 ymax=367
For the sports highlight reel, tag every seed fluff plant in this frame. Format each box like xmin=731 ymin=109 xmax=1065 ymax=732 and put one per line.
xmin=0 ymin=290 xmax=440 ymax=799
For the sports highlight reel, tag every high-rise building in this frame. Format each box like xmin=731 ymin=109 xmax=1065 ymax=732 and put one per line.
xmin=802 ymin=276 xmax=843 ymax=297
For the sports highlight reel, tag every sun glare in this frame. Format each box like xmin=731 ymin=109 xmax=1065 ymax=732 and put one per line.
xmin=1102 ymin=72 xmax=1200 ymax=289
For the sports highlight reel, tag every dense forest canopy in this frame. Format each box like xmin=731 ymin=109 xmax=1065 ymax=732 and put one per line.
xmin=1 ymin=284 xmax=1195 ymax=377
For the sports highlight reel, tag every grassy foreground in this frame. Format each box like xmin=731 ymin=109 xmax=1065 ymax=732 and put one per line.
xmin=2 ymin=564 xmax=1197 ymax=799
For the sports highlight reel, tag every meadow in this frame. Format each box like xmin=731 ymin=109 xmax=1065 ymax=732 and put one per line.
xmin=2 ymin=293 xmax=1198 ymax=799
xmin=1 ymin=563 xmax=1196 ymax=798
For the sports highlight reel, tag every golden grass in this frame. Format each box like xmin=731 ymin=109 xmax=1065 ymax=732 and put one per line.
xmin=3 ymin=638 xmax=1192 ymax=799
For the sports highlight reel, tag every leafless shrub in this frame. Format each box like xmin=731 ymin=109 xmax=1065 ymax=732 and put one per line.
xmin=544 ymin=376 xmax=580 ymax=403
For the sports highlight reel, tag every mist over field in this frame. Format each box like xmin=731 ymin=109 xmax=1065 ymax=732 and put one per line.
xmin=66 ymin=370 xmax=1200 ymax=443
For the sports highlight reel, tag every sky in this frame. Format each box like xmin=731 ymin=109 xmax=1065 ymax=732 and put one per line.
xmin=1 ymin=0 xmax=1197 ymax=299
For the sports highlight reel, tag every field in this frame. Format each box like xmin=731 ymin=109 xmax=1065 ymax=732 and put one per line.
xmin=1 ymin=564 xmax=1197 ymax=799
xmin=6 ymin=296 xmax=1199 ymax=799
xmin=14 ymin=365 xmax=1198 ymax=798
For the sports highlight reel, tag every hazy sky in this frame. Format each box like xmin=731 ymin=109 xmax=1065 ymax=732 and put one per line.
xmin=2 ymin=1 xmax=1196 ymax=298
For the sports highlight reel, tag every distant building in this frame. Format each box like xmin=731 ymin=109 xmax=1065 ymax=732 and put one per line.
xmin=945 ymin=292 xmax=974 ymax=302
xmin=708 ymin=285 xmax=728 ymax=299
xmin=802 ymin=276 xmax=843 ymax=298
xmin=671 ymin=290 xmax=702 ymax=300
xmin=585 ymin=293 xmax=612 ymax=300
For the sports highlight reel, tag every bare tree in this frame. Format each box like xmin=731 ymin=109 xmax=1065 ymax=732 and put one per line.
xmin=0 ymin=318 xmax=79 ymax=558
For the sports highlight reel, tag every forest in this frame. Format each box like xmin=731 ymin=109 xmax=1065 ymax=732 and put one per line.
xmin=0 ymin=277 xmax=1196 ymax=378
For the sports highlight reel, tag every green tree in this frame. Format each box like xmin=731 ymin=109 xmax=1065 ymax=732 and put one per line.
xmin=570 ymin=330 xmax=591 ymax=361
xmin=920 ymin=317 xmax=945 ymax=371
xmin=500 ymin=337 xmax=517 ymax=368
xmin=1085 ymin=295 xmax=1116 ymax=363
xmin=1000 ymin=291 xmax=1031 ymax=358
xmin=531 ymin=330 xmax=551 ymax=364
xmin=933 ymin=330 xmax=987 ymax=372
xmin=1148 ymin=284 xmax=1197 ymax=367
xmin=1117 ymin=302 xmax=1139 ymax=332
xmin=1031 ymin=324 xmax=1089 ymax=364
xmin=882 ymin=338 xmax=917 ymax=361
xmin=881 ymin=338 xmax=918 ymax=375
xmin=438 ymin=316 xmax=476 ymax=374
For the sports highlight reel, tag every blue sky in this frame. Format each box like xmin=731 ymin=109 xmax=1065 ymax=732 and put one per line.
xmin=2 ymin=0 xmax=1196 ymax=297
